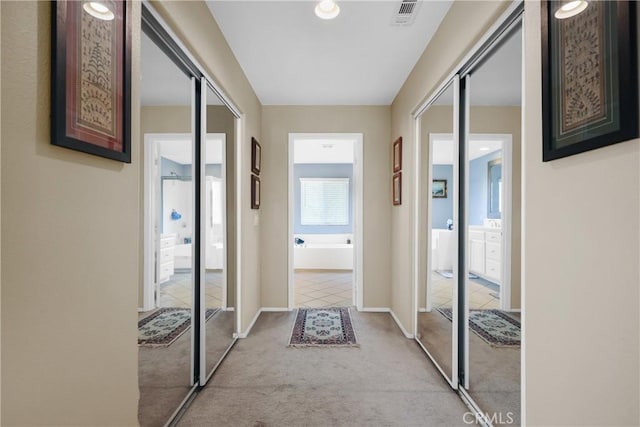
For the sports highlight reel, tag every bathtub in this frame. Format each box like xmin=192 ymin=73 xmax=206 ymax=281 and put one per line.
xmin=174 ymin=242 xmax=224 ymax=270
xmin=293 ymin=234 xmax=353 ymax=270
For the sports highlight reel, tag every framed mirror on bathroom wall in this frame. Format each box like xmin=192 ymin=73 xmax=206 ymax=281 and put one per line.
xmin=487 ymin=159 xmax=502 ymax=219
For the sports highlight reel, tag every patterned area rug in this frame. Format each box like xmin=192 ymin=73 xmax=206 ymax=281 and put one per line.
xmin=288 ymin=307 xmax=358 ymax=347
xmin=437 ymin=308 xmax=520 ymax=347
xmin=138 ymin=307 xmax=219 ymax=347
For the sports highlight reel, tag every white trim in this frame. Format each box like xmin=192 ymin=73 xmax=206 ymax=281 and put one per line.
xmin=501 ymin=135 xmax=513 ymax=311
xmin=359 ymin=307 xmax=390 ymax=313
xmin=235 ymin=117 xmax=243 ymax=336
xmin=199 ymin=77 xmax=207 ymax=386
xmin=237 ymin=308 xmax=261 ymax=339
xmin=261 ymin=307 xmax=292 ymax=312
xmin=462 ymin=74 xmax=470 ymax=390
xmin=287 ymin=133 xmax=364 ymax=312
xmin=390 ymin=310 xmax=414 ymax=339
xmin=189 ymin=76 xmax=196 ymax=387
xmin=415 ymin=336 xmax=458 ymax=390
xmin=142 ymin=135 xmax=159 ymax=312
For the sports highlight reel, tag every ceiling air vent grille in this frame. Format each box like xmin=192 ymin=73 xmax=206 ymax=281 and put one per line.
xmin=393 ymin=0 xmax=420 ymax=26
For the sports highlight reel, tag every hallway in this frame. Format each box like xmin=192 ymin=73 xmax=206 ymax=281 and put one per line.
xmin=178 ymin=311 xmax=469 ymax=426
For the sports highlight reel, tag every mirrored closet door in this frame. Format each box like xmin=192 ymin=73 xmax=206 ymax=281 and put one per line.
xmin=138 ymin=5 xmax=240 ymax=425
xmin=139 ymin=28 xmax=197 ymax=427
xmin=415 ymin=78 xmax=459 ymax=387
xmin=461 ymin=22 xmax=522 ymax=425
xmin=199 ymin=82 xmax=237 ymax=384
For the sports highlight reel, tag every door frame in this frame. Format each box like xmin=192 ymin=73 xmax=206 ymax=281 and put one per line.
xmin=287 ymin=133 xmax=364 ymax=311
xmin=142 ymin=132 xmax=227 ymax=313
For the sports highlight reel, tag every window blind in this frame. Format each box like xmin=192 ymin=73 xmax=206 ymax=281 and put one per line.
xmin=300 ymin=178 xmax=349 ymax=226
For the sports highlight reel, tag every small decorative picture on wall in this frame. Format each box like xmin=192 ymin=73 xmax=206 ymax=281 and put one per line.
xmin=393 ymin=172 xmax=402 ymax=206
xmin=432 ymin=179 xmax=447 ymax=198
xmin=393 ymin=137 xmax=402 ymax=172
xmin=51 ymin=0 xmax=132 ymax=163
xmin=251 ymin=174 xmax=260 ymax=209
xmin=541 ymin=0 xmax=638 ymax=161
xmin=251 ymin=137 xmax=261 ymax=175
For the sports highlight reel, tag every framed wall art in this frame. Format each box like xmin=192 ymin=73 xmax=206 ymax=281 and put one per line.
xmin=393 ymin=172 xmax=402 ymax=206
xmin=393 ymin=137 xmax=402 ymax=172
xmin=432 ymin=179 xmax=447 ymax=198
xmin=251 ymin=137 xmax=261 ymax=175
xmin=51 ymin=0 xmax=132 ymax=163
xmin=251 ymin=174 xmax=261 ymax=209
xmin=541 ymin=0 xmax=638 ymax=162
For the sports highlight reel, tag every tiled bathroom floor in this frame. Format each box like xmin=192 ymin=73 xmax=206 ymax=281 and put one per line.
xmin=430 ymin=273 xmax=499 ymax=310
xmin=158 ymin=271 xmax=223 ymax=309
xmin=294 ymin=270 xmax=353 ymax=308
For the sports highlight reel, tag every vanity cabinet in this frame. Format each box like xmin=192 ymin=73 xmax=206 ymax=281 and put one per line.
xmin=158 ymin=234 xmax=176 ymax=283
xmin=468 ymin=228 xmax=502 ymax=284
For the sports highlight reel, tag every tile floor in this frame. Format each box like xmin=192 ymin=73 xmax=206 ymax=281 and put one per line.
xmin=158 ymin=270 xmax=223 ymax=309
xmin=294 ymin=269 xmax=353 ymax=308
xmin=430 ymin=272 xmax=499 ymax=310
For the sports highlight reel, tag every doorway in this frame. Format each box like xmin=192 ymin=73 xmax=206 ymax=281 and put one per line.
xmin=287 ymin=133 xmax=364 ymax=311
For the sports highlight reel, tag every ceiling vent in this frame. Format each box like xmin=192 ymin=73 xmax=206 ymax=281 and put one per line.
xmin=393 ymin=0 xmax=421 ymax=26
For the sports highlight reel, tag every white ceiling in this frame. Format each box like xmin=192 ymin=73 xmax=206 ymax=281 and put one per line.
xmin=206 ymin=0 xmax=453 ymax=105
xmin=141 ymin=32 xmax=224 ymax=106
xmin=294 ymin=138 xmax=354 ymax=163
xmin=431 ymin=135 xmax=503 ymax=165
xmin=159 ymin=136 xmax=224 ymax=165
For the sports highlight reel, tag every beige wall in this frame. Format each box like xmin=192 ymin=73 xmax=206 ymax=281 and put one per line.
xmin=1 ymin=2 xmax=140 ymax=425
xmin=417 ymin=105 xmax=521 ymax=310
xmin=391 ymin=1 xmax=510 ymax=333
xmin=523 ymin=2 xmax=639 ymax=425
xmin=260 ymin=106 xmax=391 ymax=309
xmin=150 ymin=1 xmax=262 ymax=333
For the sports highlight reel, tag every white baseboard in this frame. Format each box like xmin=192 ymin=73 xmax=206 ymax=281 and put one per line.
xmin=506 ymin=309 xmax=521 ymax=313
xmin=418 ymin=308 xmax=428 ymax=313
xmin=390 ymin=310 xmax=414 ymax=339
xmin=359 ymin=307 xmax=390 ymax=312
xmin=261 ymin=307 xmax=291 ymax=312
xmin=238 ymin=308 xmax=262 ymax=338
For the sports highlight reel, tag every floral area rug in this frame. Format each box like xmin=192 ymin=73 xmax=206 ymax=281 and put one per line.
xmin=288 ymin=307 xmax=358 ymax=347
xmin=437 ymin=308 xmax=520 ymax=347
xmin=138 ymin=307 xmax=219 ymax=347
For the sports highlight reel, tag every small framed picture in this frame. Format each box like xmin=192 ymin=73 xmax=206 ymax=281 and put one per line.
xmin=393 ymin=137 xmax=402 ymax=173
xmin=251 ymin=174 xmax=260 ymax=209
xmin=393 ymin=172 xmax=402 ymax=206
xmin=432 ymin=179 xmax=447 ymax=198
xmin=251 ymin=137 xmax=261 ymax=175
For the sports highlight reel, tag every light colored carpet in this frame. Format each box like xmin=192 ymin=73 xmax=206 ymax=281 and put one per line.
xmin=418 ymin=310 xmax=520 ymax=426
xmin=178 ymin=311 xmax=471 ymax=426
xmin=138 ymin=310 xmax=235 ymax=427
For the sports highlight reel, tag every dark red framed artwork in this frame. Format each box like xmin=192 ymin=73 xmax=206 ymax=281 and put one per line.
xmin=393 ymin=172 xmax=402 ymax=206
xmin=251 ymin=137 xmax=261 ymax=175
xmin=392 ymin=137 xmax=402 ymax=173
xmin=51 ymin=0 xmax=132 ymax=163
xmin=251 ymin=174 xmax=261 ymax=209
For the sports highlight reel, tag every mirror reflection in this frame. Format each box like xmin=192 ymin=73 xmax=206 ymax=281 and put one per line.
xmin=465 ymin=25 xmax=522 ymax=425
xmin=416 ymin=82 xmax=457 ymax=384
xmin=138 ymin=30 xmax=195 ymax=427
xmin=203 ymin=85 xmax=236 ymax=377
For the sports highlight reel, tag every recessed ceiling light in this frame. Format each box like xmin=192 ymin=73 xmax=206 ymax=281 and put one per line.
xmin=315 ymin=0 xmax=340 ymax=20
xmin=554 ymin=1 xmax=588 ymax=19
xmin=83 ymin=1 xmax=115 ymax=21
xmin=479 ymin=147 xmax=490 ymax=151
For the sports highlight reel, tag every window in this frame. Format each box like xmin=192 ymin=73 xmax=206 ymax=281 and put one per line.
xmin=300 ymin=178 xmax=349 ymax=226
